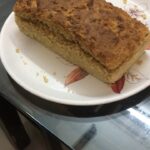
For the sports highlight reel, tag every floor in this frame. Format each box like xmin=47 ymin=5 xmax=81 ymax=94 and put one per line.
xmin=0 ymin=113 xmax=51 ymax=150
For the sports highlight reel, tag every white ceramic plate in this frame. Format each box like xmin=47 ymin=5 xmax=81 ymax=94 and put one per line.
xmin=0 ymin=0 xmax=150 ymax=106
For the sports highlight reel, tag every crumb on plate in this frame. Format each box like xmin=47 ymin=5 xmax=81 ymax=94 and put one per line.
xmin=43 ymin=75 xmax=49 ymax=83
xmin=16 ymin=48 xmax=20 ymax=53
xmin=123 ymin=0 xmax=128 ymax=4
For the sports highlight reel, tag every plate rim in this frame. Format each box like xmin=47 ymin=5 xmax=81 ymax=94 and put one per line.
xmin=0 ymin=12 xmax=150 ymax=106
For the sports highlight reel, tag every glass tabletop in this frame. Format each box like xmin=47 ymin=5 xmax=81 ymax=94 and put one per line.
xmin=1 ymin=1 xmax=150 ymax=150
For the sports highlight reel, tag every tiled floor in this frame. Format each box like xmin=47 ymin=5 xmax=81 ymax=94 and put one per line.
xmin=0 ymin=114 xmax=50 ymax=150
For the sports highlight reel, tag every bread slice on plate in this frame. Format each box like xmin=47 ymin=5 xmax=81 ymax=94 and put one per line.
xmin=13 ymin=0 xmax=150 ymax=83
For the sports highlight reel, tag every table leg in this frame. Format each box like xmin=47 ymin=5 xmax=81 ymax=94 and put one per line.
xmin=0 ymin=97 xmax=30 ymax=150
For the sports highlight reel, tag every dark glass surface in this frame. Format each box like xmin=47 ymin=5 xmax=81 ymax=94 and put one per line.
xmin=1 ymin=1 xmax=150 ymax=150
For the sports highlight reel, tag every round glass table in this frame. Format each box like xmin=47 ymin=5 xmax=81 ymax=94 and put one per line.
xmin=0 ymin=1 xmax=150 ymax=150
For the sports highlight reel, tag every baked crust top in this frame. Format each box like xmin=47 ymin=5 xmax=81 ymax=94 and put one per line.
xmin=14 ymin=0 xmax=150 ymax=70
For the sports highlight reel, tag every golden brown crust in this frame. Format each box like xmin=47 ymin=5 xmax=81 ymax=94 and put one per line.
xmin=15 ymin=16 xmax=150 ymax=83
xmin=14 ymin=0 xmax=150 ymax=71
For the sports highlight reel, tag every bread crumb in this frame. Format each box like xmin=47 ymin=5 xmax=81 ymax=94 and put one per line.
xmin=43 ymin=76 xmax=49 ymax=83
xmin=16 ymin=48 xmax=20 ymax=53
xmin=123 ymin=0 xmax=128 ymax=4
